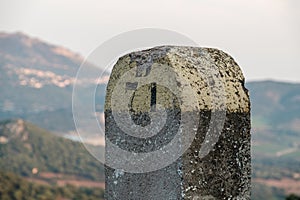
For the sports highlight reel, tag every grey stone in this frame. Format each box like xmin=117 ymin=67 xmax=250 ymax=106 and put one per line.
xmin=105 ymin=46 xmax=251 ymax=199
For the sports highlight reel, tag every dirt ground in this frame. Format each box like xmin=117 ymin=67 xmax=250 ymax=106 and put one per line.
xmin=254 ymin=178 xmax=300 ymax=195
xmin=26 ymin=172 xmax=105 ymax=189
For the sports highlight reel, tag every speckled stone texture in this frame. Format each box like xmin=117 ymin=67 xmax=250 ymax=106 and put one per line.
xmin=105 ymin=46 xmax=251 ymax=200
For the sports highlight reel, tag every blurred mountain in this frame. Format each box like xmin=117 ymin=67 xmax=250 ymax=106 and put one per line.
xmin=247 ymin=81 xmax=300 ymax=199
xmin=0 ymin=119 xmax=104 ymax=181
xmin=248 ymin=81 xmax=300 ymax=129
xmin=0 ymin=32 xmax=105 ymax=136
xmin=247 ymin=81 xmax=300 ymax=164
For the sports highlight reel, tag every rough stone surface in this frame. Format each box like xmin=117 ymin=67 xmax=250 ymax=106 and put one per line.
xmin=105 ymin=46 xmax=251 ymax=199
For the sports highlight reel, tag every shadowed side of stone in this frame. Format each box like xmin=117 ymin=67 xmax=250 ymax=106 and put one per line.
xmin=105 ymin=162 xmax=182 ymax=199
xmin=182 ymin=111 xmax=250 ymax=199
xmin=105 ymin=46 xmax=250 ymax=200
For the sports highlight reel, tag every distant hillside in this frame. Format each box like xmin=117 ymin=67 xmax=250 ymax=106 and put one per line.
xmin=247 ymin=81 xmax=300 ymax=128
xmin=247 ymin=80 xmax=300 ymax=175
xmin=0 ymin=119 xmax=104 ymax=181
xmin=246 ymin=81 xmax=300 ymax=199
xmin=0 ymin=32 xmax=105 ymax=135
xmin=0 ymin=171 xmax=104 ymax=200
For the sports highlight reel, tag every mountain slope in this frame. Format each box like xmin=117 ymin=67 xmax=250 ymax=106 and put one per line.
xmin=0 ymin=32 xmax=105 ymax=135
xmin=247 ymin=81 xmax=300 ymax=166
xmin=247 ymin=80 xmax=300 ymax=127
xmin=0 ymin=119 xmax=104 ymax=181
xmin=246 ymin=81 xmax=300 ymax=198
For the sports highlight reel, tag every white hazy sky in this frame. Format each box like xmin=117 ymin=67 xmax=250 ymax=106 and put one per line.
xmin=0 ymin=0 xmax=299 ymax=82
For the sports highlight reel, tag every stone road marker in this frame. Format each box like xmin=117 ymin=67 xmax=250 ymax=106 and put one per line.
xmin=105 ymin=46 xmax=250 ymax=199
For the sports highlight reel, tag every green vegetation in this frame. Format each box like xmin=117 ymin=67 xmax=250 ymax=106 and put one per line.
xmin=0 ymin=171 xmax=104 ymax=200
xmin=0 ymin=119 xmax=104 ymax=181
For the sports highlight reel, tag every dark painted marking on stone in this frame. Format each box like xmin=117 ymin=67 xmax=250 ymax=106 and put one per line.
xmin=150 ymin=82 xmax=156 ymax=112
xmin=125 ymin=82 xmax=138 ymax=90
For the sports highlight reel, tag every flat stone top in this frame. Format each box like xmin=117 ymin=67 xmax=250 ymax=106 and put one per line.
xmin=105 ymin=46 xmax=250 ymax=113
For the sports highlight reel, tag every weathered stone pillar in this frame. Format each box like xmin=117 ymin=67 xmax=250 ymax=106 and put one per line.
xmin=105 ymin=46 xmax=250 ymax=199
